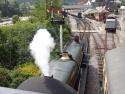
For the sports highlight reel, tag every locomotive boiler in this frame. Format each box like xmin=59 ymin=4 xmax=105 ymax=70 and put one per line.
xmin=18 ymin=38 xmax=83 ymax=94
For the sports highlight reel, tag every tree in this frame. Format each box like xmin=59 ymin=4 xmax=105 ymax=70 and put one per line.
xmin=0 ymin=21 xmax=37 ymax=69
xmin=0 ymin=0 xmax=21 ymax=17
xmin=121 ymin=0 xmax=125 ymax=5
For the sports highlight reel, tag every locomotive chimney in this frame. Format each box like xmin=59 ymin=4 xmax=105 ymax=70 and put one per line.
xmin=74 ymin=35 xmax=79 ymax=43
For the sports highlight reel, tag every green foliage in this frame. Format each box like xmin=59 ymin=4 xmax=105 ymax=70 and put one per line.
xmin=0 ymin=0 xmax=71 ymax=88
xmin=0 ymin=0 xmax=21 ymax=17
xmin=31 ymin=1 xmax=46 ymax=22
xmin=0 ymin=62 xmax=41 ymax=88
xmin=9 ymin=62 xmax=41 ymax=88
xmin=0 ymin=68 xmax=12 ymax=87
xmin=121 ymin=0 xmax=125 ymax=5
xmin=14 ymin=62 xmax=41 ymax=76
xmin=12 ymin=15 xmax=20 ymax=23
xmin=19 ymin=2 xmax=32 ymax=15
xmin=0 ymin=21 xmax=37 ymax=69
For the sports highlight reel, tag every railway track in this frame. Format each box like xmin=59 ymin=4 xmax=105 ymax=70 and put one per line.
xmin=83 ymin=19 xmax=106 ymax=94
xmin=105 ymin=32 xmax=116 ymax=50
xmin=68 ymin=11 xmax=121 ymax=94
xmin=69 ymin=14 xmax=120 ymax=94
xmin=70 ymin=17 xmax=102 ymax=94
xmin=74 ymin=16 xmax=120 ymax=94
xmin=87 ymin=19 xmax=121 ymax=94
xmin=64 ymin=16 xmax=90 ymax=94
xmin=91 ymin=33 xmax=105 ymax=82
xmin=74 ymin=17 xmax=90 ymax=94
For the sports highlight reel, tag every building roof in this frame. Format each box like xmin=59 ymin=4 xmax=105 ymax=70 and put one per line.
xmin=83 ymin=8 xmax=108 ymax=15
xmin=105 ymin=48 xmax=125 ymax=94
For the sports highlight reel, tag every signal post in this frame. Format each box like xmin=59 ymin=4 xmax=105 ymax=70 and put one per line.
xmin=47 ymin=3 xmax=66 ymax=53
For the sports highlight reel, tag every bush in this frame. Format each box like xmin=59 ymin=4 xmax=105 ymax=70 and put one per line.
xmin=9 ymin=62 xmax=41 ymax=88
xmin=12 ymin=15 xmax=20 ymax=23
xmin=0 ymin=68 xmax=12 ymax=87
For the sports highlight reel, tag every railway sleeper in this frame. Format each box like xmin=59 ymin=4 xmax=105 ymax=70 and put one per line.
xmin=96 ymin=52 xmax=102 ymax=54
xmin=99 ymin=74 xmax=103 ymax=77
xmin=97 ymin=58 xmax=103 ymax=61
xmin=98 ymin=66 xmax=103 ymax=69
xmin=99 ymin=66 xmax=103 ymax=69
xmin=97 ymin=56 xmax=104 ymax=59
xmin=96 ymin=54 xmax=104 ymax=57
xmin=97 ymin=56 xmax=104 ymax=58
xmin=99 ymin=70 xmax=103 ymax=74
xmin=98 ymin=63 xmax=103 ymax=66
xmin=96 ymin=53 xmax=104 ymax=55
xmin=99 ymin=74 xmax=103 ymax=80
xmin=97 ymin=55 xmax=102 ymax=57
xmin=99 ymin=75 xmax=103 ymax=78
xmin=99 ymin=68 xmax=103 ymax=71
xmin=97 ymin=55 xmax=104 ymax=57
xmin=99 ymin=71 xmax=103 ymax=74
xmin=98 ymin=65 xmax=103 ymax=68
xmin=98 ymin=59 xmax=104 ymax=61
xmin=98 ymin=63 xmax=103 ymax=65
xmin=99 ymin=74 xmax=103 ymax=78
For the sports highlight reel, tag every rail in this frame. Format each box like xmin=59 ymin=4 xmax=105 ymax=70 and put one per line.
xmin=73 ymin=17 xmax=90 ymax=94
xmin=105 ymin=32 xmax=116 ymax=50
xmin=84 ymin=19 xmax=106 ymax=94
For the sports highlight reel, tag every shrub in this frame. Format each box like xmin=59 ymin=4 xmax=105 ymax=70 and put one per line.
xmin=12 ymin=15 xmax=20 ymax=23
xmin=0 ymin=68 xmax=12 ymax=87
xmin=10 ymin=62 xmax=41 ymax=88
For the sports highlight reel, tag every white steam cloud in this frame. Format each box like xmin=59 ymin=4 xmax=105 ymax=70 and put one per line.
xmin=29 ymin=29 xmax=55 ymax=76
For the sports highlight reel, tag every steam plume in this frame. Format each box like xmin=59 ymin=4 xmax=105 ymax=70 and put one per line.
xmin=29 ymin=29 xmax=55 ymax=76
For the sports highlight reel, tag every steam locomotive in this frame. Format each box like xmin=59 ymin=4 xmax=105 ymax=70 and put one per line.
xmin=17 ymin=37 xmax=83 ymax=94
